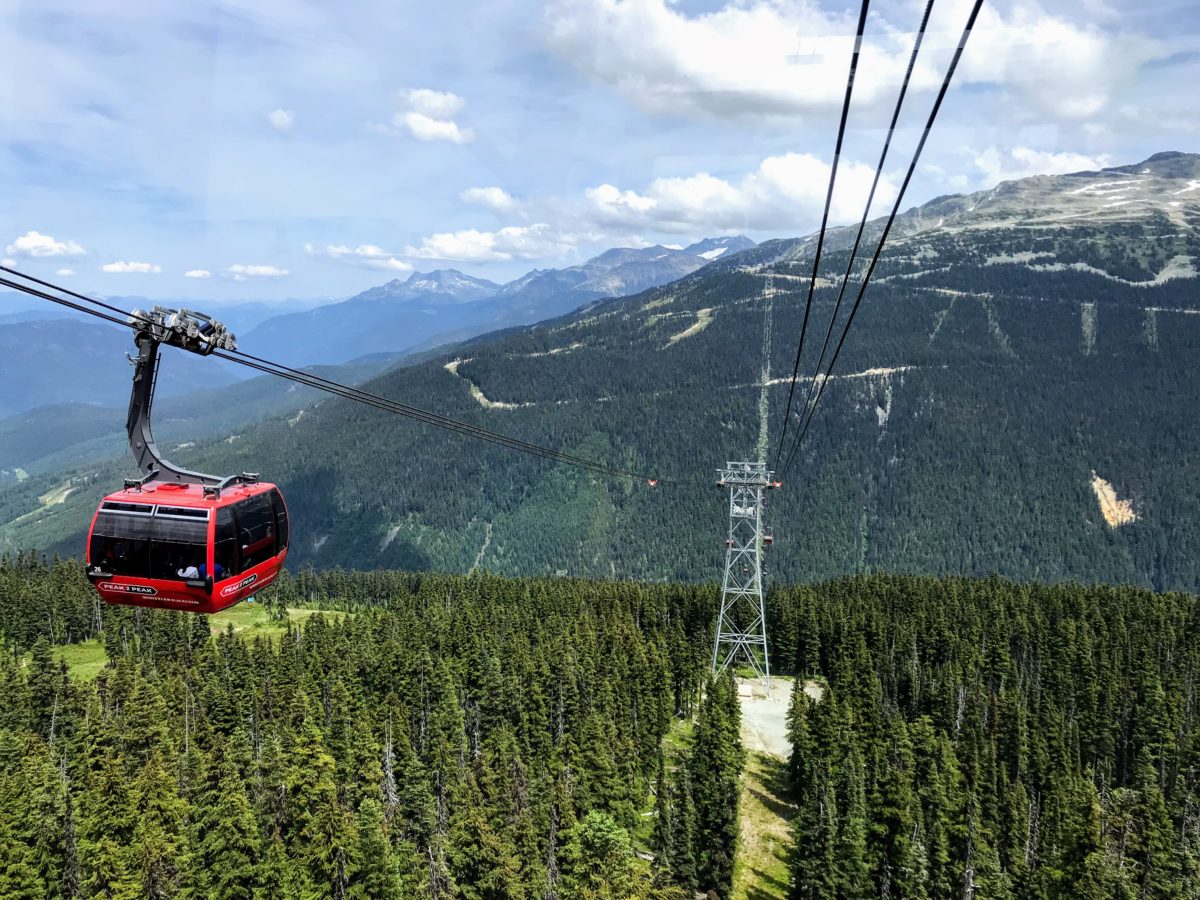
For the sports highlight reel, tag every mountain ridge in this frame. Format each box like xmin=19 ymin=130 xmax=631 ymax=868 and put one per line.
xmin=242 ymin=236 xmax=756 ymax=366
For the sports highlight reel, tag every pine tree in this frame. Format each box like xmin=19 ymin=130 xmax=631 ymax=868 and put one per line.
xmin=348 ymin=798 xmax=402 ymax=899
xmin=7 ymin=739 xmax=65 ymax=898
xmin=285 ymin=718 xmax=348 ymax=896
xmin=392 ymin=729 xmax=439 ymax=897
xmin=130 ymin=748 xmax=187 ymax=899
xmin=1129 ymin=752 xmax=1183 ymax=898
xmin=668 ymin=767 xmax=698 ymax=893
xmin=835 ymin=747 xmax=872 ymax=900
xmin=0 ymin=788 xmax=44 ymax=899
xmin=123 ymin=670 xmax=173 ymax=762
xmin=690 ymin=676 xmax=743 ymax=898
xmin=560 ymin=811 xmax=636 ymax=899
xmin=183 ymin=757 xmax=262 ymax=899
xmin=651 ymin=753 xmax=674 ymax=881
xmin=26 ymin=639 xmax=63 ymax=740
xmin=259 ymin=827 xmax=306 ymax=900
xmin=786 ymin=679 xmax=814 ymax=795
xmin=791 ymin=762 xmax=838 ymax=899
xmin=868 ymin=717 xmax=928 ymax=900
xmin=79 ymin=753 xmax=140 ymax=898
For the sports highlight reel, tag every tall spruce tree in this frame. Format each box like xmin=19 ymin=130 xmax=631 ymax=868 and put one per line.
xmin=690 ymin=675 xmax=743 ymax=898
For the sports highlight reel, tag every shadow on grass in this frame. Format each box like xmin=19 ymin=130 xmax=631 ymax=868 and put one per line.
xmin=749 ymin=785 xmax=796 ymax=821
xmin=745 ymin=866 xmax=791 ymax=898
xmin=736 ymin=753 xmax=796 ymax=899
xmin=751 ymin=754 xmax=796 ymax=812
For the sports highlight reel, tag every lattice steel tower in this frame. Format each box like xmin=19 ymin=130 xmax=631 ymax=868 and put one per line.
xmin=713 ymin=461 xmax=777 ymax=692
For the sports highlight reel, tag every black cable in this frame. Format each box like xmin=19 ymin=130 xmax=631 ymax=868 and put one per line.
xmin=213 ymin=351 xmax=666 ymax=482
xmin=0 ymin=265 xmax=667 ymax=479
xmin=0 ymin=271 xmax=677 ymax=485
xmin=0 ymin=275 xmax=132 ymax=329
xmin=221 ymin=348 xmax=631 ymax=472
xmin=792 ymin=0 xmax=935 ymax=439
xmin=780 ymin=0 xmax=986 ymax=480
xmin=1 ymin=263 xmax=157 ymax=324
xmin=772 ymin=0 xmax=872 ymax=469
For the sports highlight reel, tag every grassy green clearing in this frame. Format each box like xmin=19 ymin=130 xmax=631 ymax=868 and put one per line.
xmin=36 ymin=639 xmax=109 ymax=681
xmin=206 ymin=602 xmax=345 ymax=640
xmin=25 ymin=604 xmax=344 ymax=681
xmin=732 ymin=751 xmax=794 ymax=900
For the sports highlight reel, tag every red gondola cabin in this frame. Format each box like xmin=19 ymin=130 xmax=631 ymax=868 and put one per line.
xmin=86 ymin=480 xmax=289 ymax=614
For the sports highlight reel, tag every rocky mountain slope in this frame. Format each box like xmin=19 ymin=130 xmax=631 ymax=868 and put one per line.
xmin=2 ymin=154 xmax=1198 ymax=591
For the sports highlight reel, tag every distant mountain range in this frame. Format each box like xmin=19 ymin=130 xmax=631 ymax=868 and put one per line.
xmin=0 ymin=236 xmax=755 ymax=415
xmin=0 ymin=318 xmax=242 ymax=418
xmin=0 ymin=355 xmax=396 ymax=485
xmin=241 ymin=236 xmax=756 ymax=367
xmin=5 ymin=153 xmax=1199 ymax=594
xmin=108 ymin=295 xmax=332 ymax=334
xmin=0 ymin=294 xmax=334 ymax=417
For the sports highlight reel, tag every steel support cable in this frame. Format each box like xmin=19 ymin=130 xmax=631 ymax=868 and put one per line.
xmin=772 ymin=0 xmax=872 ymax=470
xmin=0 ymin=275 xmax=131 ymax=329
xmin=215 ymin=351 xmax=677 ymax=481
xmin=2 ymin=266 xmax=602 ymax=473
xmin=0 ymin=271 xmax=683 ymax=486
xmin=3 ymin=264 xmax=698 ymax=483
xmin=791 ymin=0 xmax=935 ymax=438
xmin=3 ymin=271 xmax=675 ymax=483
xmin=214 ymin=347 xmax=657 ymax=479
xmin=210 ymin=352 xmax=656 ymax=480
xmin=1 ymin=263 xmax=154 ymax=324
xmin=780 ymin=0 xmax=986 ymax=481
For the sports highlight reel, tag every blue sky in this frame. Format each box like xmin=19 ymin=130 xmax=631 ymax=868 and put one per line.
xmin=2 ymin=0 xmax=1196 ymax=301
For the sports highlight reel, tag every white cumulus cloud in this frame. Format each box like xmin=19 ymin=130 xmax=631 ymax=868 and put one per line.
xmin=184 ymin=269 xmax=212 ymax=278
xmin=228 ymin=264 xmax=289 ymax=281
xmin=970 ymin=147 xmax=1112 ymax=185
xmin=101 ymin=261 xmax=162 ymax=274
xmin=305 ymin=242 xmax=413 ymax=272
xmin=56 ymin=268 xmax=75 ymax=276
xmin=403 ymin=113 xmax=474 ymax=144
xmin=460 ymin=186 xmax=519 ymax=213
xmin=6 ymin=230 xmax=86 ymax=258
xmin=405 ymin=224 xmax=578 ymax=263
xmin=267 ymin=109 xmax=294 ymax=131
xmin=401 ymin=88 xmax=465 ymax=119
xmin=545 ymin=0 xmax=1162 ymax=123
xmin=585 ymin=152 xmax=896 ymax=233
xmin=373 ymin=87 xmax=475 ymax=144
xmin=1 ymin=258 xmax=15 ymax=267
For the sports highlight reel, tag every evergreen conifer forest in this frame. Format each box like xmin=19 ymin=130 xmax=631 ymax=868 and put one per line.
xmin=2 ymin=558 xmax=1198 ymax=897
